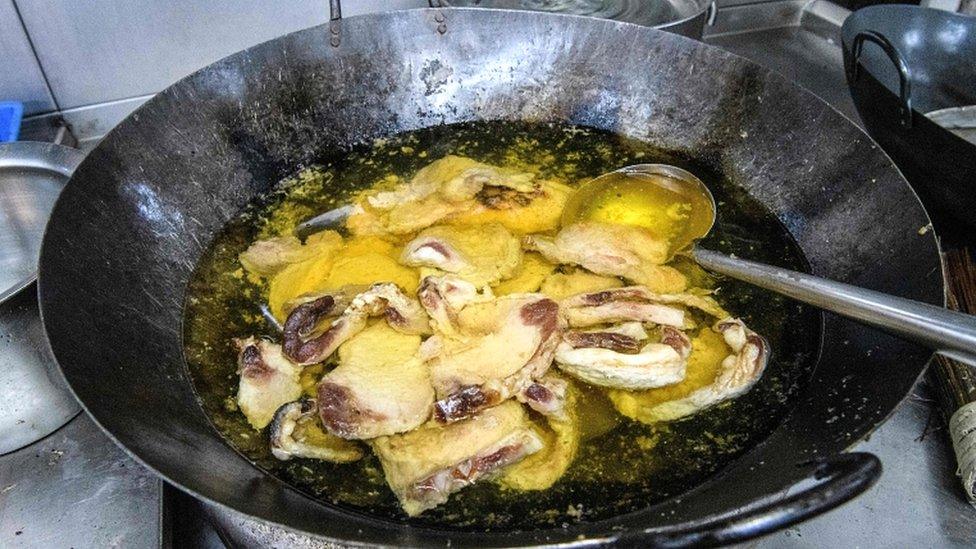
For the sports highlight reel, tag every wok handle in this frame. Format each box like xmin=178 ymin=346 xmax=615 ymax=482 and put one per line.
xmin=694 ymin=248 xmax=976 ymax=367
xmin=849 ymin=30 xmax=913 ymax=128
xmin=706 ymin=0 xmax=718 ymax=26
xmin=619 ymin=452 xmax=880 ymax=546
xmin=327 ymin=0 xmax=342 ymax=47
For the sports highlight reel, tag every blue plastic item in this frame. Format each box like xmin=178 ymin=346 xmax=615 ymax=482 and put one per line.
xmin=0 ymin=101 xmax=24 ymax=142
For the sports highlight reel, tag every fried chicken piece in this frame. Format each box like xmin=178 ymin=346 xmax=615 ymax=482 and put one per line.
xmin=607 ymin=318 xmax=768 ymax=423
xmin=239 ymin=231 xmax=343 ymax=278
xmin=516 ymin=373 xmax=571 ymax=420
xmin=267 ymin=235 xmax=418 ymax=321
xmin=493 ymin=252 xmax=557 ymax=295
xmin=559 ymin=285 xmax=727 ymax=329
xmin=446 ymin=179 xmax=574 ymax=234
xmin=282 ymin=283 xmax=429 ymax=365
xmin=401 ymin=223 xmax=522 ymax=287
xmin=555 ymin=324 xmax=692 ymax=390
xmin=317 ymin=322 xmax=434 ymax=440
xmin=346 ymin=155 xmax=541 ymax=235
xmin=269 ymin=399 xmax=364 ymax=462
xmin=370 ymin=401 xmax=543 ymax=516
xmin=416 ymin=275 xmax=494 ymax=337
xmin=421 ymin=294 xmax=562 ymax=422
xmin=500 ymin=375 xmax=580 ymax=491
xmin=235 ymin=337 xmax=303 ymax=430
xmin=538 ymin=268 xmax=623 ymax=301
xmin=524 ymin=221 xmax=687 ymax=293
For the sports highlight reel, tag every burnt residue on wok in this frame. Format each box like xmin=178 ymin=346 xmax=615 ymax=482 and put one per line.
xmin=182 ymin=120 xmax=819 ymax=530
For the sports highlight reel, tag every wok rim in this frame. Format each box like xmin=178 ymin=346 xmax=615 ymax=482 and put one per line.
xmin=444 ymin=1 xmax=713 ymax=31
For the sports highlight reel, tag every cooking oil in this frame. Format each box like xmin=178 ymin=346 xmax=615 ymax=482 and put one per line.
xmin=182 ymin=120 xmax=820 ymax=530
xmin=562 ymin=169 xmax=716 ymax=254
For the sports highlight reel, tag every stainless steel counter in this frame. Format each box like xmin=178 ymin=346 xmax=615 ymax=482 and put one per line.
xmin=0 ymin=414 xmax=162 ymax=548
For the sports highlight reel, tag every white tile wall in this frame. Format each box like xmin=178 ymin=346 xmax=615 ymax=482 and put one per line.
xmin=0 ymin=0 xmax=56 ymax=114
xmin=14 ymin=0 xmax=425 ymax=110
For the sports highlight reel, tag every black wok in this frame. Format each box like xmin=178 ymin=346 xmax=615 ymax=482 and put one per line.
xmin=842 ymin=5 xmax=976 ymax=236
xmin=38 ymin=6 xmax=943 ymax=546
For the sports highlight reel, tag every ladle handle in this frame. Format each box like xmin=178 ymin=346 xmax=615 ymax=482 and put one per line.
xmin=693 ymin=248 xmax=976 ymax=367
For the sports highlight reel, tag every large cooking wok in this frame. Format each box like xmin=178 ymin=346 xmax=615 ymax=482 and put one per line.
xmin=38 ymin=6 xmax=942 ymax=546
xmin=841 ymin=5 xmax=976 ymax=236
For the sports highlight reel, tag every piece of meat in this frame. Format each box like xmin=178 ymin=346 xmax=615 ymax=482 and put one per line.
xmin=517 ymin=373 xmax=570 ymax=420
xmin=561 ymin=287 xmax=686 ymax=328
xmin=563 ymin=330 xmax=643 ymax=354
xmin=239 ymin=230 xmax=343 ymax=278
xmin=345 ymin=282 xmax=431 ymax=335
xmin=422 ymin=294 xmax=562 ymax=422
xmin=446 ymin=179 xmax=574 ymax=234
xmin=401 ymin=223 xmax=522 ymax=287
xmin=345 ymin=155 xmax=541 ymax=235
xmin=494 ymin=252 xmax=557 ymax=295
xmin=524 ymin=222 xmax=687 ymax=293
xmin=416 ymin=275 xmax=494 ymax=336
xmin=644 ymin=318 xmax=768 ymax=420
xmin=538 ymin=269 xmax=623 ymax=301
xmin=610 ymin=318 xmax=769 ymax=423
xmin=282 ymin=283 xmax=429 ymax=365
xmin=370 ymin=401 xmax=543 ymax=516
xmin=269 ymin=399 xmax=364 ymax=462
xmin=280 ymin=290 xmax=354 ymax=364
xmin=500 ymin=375 xmax=580 ymax=491
xmin=267 ymin=235 xmax=418 ymax=322
xmin=559 ymin=286 xmax=728 ymax=329
xmin=235 ymin=337 xmax=303 ymax=429
xmin=316 ymin=322 xmax=434 ymax=439
xmin=555 ymin=325 xmax=692 ymax=390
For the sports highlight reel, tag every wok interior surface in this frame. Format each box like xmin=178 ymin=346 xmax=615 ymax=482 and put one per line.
xmin=39 ymin=9 xmax=942 ymax=545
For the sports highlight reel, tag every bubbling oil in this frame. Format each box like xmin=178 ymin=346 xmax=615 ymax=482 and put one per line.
xmin=182 ymin=121 xmax=820 ymax=531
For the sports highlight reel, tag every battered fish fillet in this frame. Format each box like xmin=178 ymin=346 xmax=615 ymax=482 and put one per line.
xmin=370 ymin=401 xmax=543 ymax=516
xmin=524 ymin=221 xmax=688 ymax=293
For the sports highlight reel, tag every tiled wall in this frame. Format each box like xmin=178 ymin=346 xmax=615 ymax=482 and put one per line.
xmin=0 ymin=0 xmax=425 ymax=116
xmin=0 ymin=0 xmax=55 ymax=114
xmin=1 ymin=0 xmax=801 ymax=133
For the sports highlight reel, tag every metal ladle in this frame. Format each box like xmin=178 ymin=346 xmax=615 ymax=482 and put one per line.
xmin=574 ymin=164 xmax=976 ymax=367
